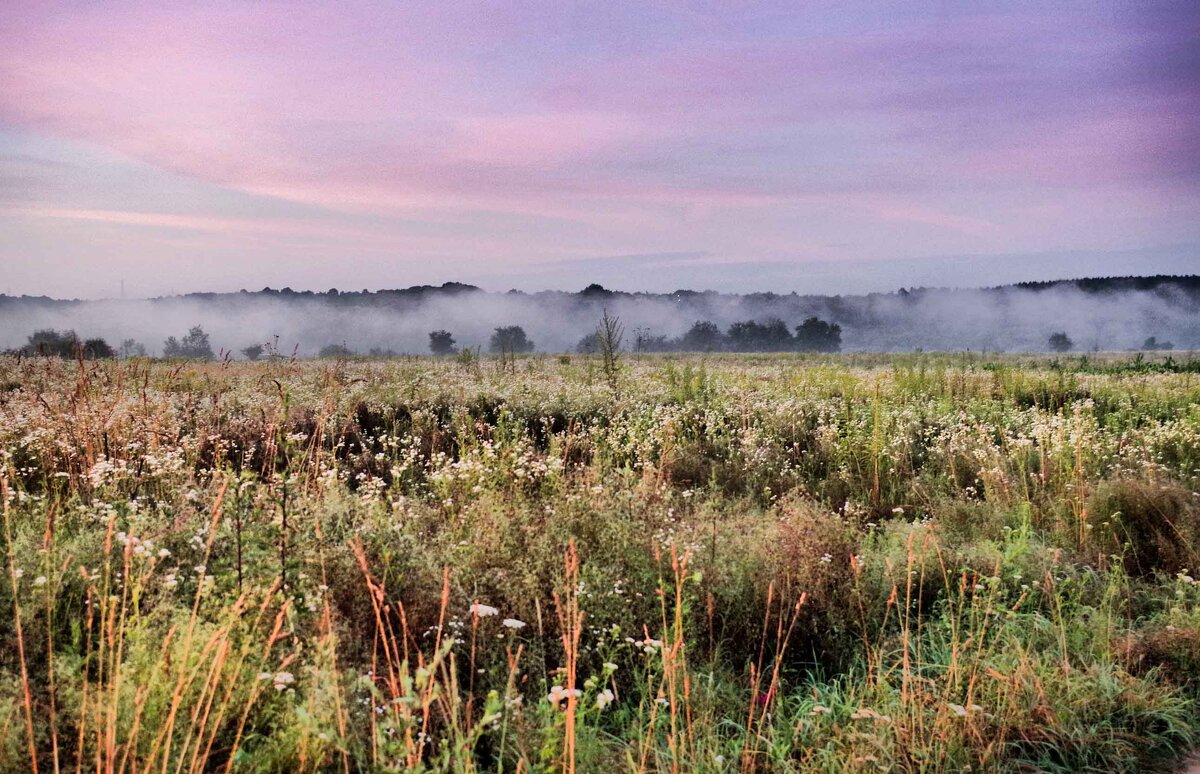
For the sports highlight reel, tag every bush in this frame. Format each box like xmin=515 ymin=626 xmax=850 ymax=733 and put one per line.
xmin=1048 ymin=332 xmax=1074 ymax=352
xmin=1142 ymin=336 xmax=1174 ymax=351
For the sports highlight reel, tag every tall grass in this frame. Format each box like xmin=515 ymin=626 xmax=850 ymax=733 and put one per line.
xmin=1 ymin=352 xmax=1199 ymax=771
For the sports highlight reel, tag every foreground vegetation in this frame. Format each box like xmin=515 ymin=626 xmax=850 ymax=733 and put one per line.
xmin=2 ymin=351 xmax=1199 ymax=772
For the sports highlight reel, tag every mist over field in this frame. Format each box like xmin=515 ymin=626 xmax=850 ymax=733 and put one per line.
xmin=2 ymin=275 xmax=1197 ymax=356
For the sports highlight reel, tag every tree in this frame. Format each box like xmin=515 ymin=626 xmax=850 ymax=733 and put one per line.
xmin=20 ymin=329 xmax=114 ymax=358
xmin=634 ymin=332 xmax=670 ymax=353
xmin=82 ymin=338 xmax=115 ymax=358
xmin=794 ymin=317 xmax=842 ymax=353
xmin=23 ymin=329 xmax=78 ymax=357
xmin=428 ymin=330 xmax=457 ymax=356
xmin=241 ymin=344 xmax=264 ymax=361
xmin=678 ymin=321 xmax=723 ymax=352
xmin=596 ymin=309 xmax=624 ymax=391
xmin=489 ymin=326 xmax=534 ymax=354
xmin=576 ymin=331 xmax=601 ymax=354
xmin=727 ymin=318 xmax=792 ymax=352
xmin=318 ymin=343 xmax=354 ymax=358
xmin=164 ymin=326 xmax=214 ymax=359
xmin=1048 ymin=332 xmax=1074 ymax=352
xmin=118 ymin=339 xmax=147 ymax=358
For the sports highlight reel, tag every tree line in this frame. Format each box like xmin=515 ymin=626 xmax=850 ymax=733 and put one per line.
xmin=590 ymin=317 xmax=843 ymax=354
xmin=6 ymin=327 xmax=215 ymax=360
xmin=6 ymin=321 xmax=1182 ymax=360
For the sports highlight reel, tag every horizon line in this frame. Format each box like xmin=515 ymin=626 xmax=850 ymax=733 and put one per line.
xmin=4 ymin=272 xmax=1199 ymax=304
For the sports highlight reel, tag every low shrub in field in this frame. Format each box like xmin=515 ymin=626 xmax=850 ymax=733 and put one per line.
xmin=1124 ymin=625 xmax=1200 ymax=696
xmin=1088 ymin=477 xmax=1200 ymax=577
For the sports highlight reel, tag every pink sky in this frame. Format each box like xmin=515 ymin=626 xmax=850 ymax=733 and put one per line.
xmin=1 ymin=0 xmax=1197 ymax=297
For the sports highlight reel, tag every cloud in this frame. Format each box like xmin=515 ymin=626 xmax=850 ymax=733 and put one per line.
xmin=0 ymin=0 xmax=1197 ymax=296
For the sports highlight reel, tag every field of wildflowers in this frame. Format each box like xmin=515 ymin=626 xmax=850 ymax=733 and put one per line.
xmin=2 ymin=351 xmax=1200 ymax=772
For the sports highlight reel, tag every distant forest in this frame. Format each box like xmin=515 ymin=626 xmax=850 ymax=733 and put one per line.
xmin=1 ymin=274 xmax=1198 ymax=356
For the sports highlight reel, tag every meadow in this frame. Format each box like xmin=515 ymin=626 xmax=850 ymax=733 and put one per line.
xmin=2 ymin=351 xmax=1200 ymax=772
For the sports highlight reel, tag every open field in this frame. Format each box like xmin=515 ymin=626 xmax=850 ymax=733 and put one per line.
xmin=2 ymin=352 xmax=1200 ymax=772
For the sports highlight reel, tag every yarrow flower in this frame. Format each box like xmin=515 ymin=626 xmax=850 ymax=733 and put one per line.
xmin=546 ymin=685 xmax=582 ymax=707
xmin=501 ymin=618 xmax=526 ymax=629
xmin=470 ymin=602 xmax=499 ymax=618
xmin=595 ymin=688 xmax=614 ymax=710
xmin=272 ymin=672 xmax=295 ymax=691
xmin=947 ymin=702 xmax=984 ymax=717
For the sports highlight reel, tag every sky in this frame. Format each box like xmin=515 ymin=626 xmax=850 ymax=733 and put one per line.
xmin=1 ymin=0 xmax=1198 ymax=298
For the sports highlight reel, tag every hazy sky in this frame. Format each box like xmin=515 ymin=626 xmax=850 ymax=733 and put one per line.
xmin=2 ymin=0 xmax=1198 ymax=298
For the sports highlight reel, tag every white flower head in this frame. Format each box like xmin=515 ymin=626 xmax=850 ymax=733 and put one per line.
xmin=546 ymin=685 xmax=582 ymax=707
xmin=272 ymin=672 xmax=295 ymax=691
xmin=470 ymin=602 xmax=499 ymax=618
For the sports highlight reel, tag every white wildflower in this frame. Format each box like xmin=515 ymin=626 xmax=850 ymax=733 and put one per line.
xmin=546 ymin=685 xmax=582 ymax=707
xmin=272 ymin=672 xmax=295 ymax=691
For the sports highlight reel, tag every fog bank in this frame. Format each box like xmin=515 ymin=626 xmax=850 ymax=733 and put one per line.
xmin=2 ymin=276 xmax=1198 ymax=355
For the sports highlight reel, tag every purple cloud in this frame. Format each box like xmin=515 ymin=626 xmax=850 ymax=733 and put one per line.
xmin=0 ymin=0 xmax=1197 ymax=297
